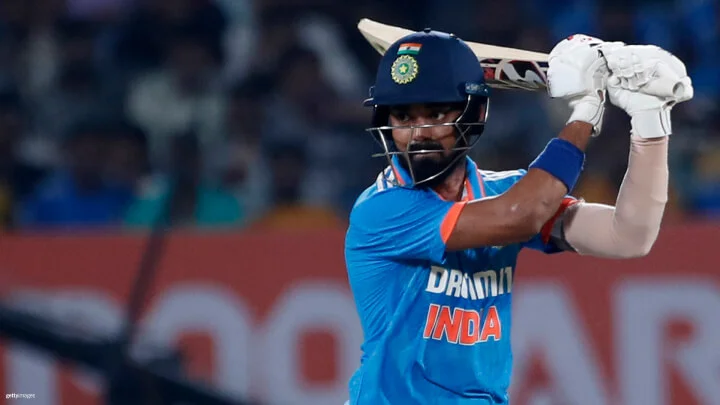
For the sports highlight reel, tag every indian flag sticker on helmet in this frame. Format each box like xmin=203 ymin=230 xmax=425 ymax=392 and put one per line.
xmin=391 ymin=55 xmax=419 ymax=85
xmin=397 ymin=42 xmax=422 ymax=55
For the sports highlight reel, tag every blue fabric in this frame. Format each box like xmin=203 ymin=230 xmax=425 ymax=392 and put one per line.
xmin=19 ymin=171 xmax=134 ymax=229
xmin=344 ymin=157 xmax=570 ymax=405
xmin=529 ymin=138 xmax=585 ymax=192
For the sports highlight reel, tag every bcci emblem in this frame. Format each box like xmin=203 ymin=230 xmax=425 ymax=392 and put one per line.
xmin=391 ymin=55 xmax=419 ymax=84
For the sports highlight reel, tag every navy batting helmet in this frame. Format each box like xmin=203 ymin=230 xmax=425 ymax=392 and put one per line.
xmin=364 ymin=28 xmax=491 ymax=187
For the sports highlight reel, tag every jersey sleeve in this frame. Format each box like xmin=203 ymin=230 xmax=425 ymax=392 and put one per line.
xmin=483 ymin=168 xmax=580 ymax=255
xmin=346 ymin=187 xmax=464 ymax=264
xmin=522 ymin=196 xmax=581 ymax=254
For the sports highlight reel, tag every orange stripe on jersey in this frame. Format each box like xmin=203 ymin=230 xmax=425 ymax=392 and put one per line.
xmin=540 ymin=197 xmax=580 ymax=244
xmin=463 ymin=178 xmax=474 ymax=201
xmin=440 ymin=202 xmax=467 ymax=243
xmin=390 ymin=163 xmax=406 ymax=186
xmin=477 ymin=172 xmax=487 ymax=198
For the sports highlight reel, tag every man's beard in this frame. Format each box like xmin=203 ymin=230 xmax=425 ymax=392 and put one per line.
xmin=397 ymin=141 xmax=464 ymax=188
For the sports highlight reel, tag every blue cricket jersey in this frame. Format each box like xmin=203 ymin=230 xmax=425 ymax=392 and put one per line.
xmin=344 ymin=156 xmax=573 ymax=405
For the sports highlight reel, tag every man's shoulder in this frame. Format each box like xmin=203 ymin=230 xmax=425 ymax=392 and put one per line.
xmin=347 ymin=169 xmax=443 ymax=242
xmin=350 ymin=186 xmax=422 ymax=230
xmin=351 ymin=169 xmax=429 ymax=214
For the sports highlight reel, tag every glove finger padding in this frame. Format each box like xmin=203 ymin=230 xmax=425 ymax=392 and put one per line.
xmin=547 ymin=34 xmax=624 ymax=136
xmin=608 ymin=58 xmax=694 ymax=139
xmin=603 ymin=45 xmax=692 ymax=101
xmin=547 ymin=34 xmax=608 ymax=99
xmin=642 ymin=63 xmax=694 ymax=102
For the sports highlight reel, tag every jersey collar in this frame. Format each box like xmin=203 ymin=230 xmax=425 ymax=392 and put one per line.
xmin=390 ymin=155 xmax=486 ymax=200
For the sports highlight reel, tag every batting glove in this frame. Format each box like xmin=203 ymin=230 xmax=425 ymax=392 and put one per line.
xmin=603 ymin=45 xmax=694 ymax=139
xmin=547 ymin=34 xmax=625 ymax=136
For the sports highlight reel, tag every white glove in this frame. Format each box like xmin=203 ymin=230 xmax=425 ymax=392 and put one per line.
xmin=547 ymin=34 xmax=625 ymax=136
xmin=601 ymin=44 xmax=693 ymax=101
xmin=601 ymin=45 xmax=694 ymax=139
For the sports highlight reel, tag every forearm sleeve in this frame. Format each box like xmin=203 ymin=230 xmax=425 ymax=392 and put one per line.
xmin=562 ymin=135 xmax=669 ymax=258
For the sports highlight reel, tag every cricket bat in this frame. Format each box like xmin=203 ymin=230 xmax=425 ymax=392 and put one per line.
xmin=358 ymin=18 xmax=550 ymax=92
xmin=358 ymin=19 xmax=689 ymax=99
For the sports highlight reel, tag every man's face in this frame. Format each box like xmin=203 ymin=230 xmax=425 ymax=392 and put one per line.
xmin=388 ymin=103 xmax=464 ymax=184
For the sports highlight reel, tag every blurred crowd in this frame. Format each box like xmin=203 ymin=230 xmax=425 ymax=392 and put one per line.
xmin=0 ymin=0 xmax=718 ymax=232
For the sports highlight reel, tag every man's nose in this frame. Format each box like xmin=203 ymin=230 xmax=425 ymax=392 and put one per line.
xmin=410 ymin=119 xmax=433 ymax=141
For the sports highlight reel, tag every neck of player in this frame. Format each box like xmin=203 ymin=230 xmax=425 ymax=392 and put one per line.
xmin=433 ymin=162 xmax=468 ymax=201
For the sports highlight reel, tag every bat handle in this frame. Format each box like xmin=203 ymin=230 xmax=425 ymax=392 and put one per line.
xmin=638 ymin=63 xmax=692 ymax=100
xmin=642 ymin=77 xmax=685 ymax=99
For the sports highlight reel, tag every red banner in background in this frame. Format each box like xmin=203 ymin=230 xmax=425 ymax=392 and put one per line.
xmin=0 ymin=224 xmax=718 ymax=405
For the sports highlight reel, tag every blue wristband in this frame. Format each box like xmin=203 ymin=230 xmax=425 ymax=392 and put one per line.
xmin=529 ymin=138 xmax=585 ymax=192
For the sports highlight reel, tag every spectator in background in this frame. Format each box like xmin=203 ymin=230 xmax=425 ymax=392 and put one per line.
xmin=0 ymin=89 xmax=46 ymax=229
xmin=249 ymin=8 xmax=367 ymax=101
xmin=2 ymin=0 xmax=67 ymax=100
xmin=126 ymin=25 xmax=226 ymax=172
xmin=33 ymin=18 xmax=120 ymax=144
xmin=104 ymin=120 xmax=151 ymax=194
xmin=124 ymin=132 xmax=244 ymax=229
xmin=0 ymin=0 xmax=713 ymax=227
xmin=112 ymin=0 xmax=227 ymax=75
xmin=0 ymin=1 xmax=24 ymax=87
xmin=215 ymin=74 xmax=274 ymax=222
xmin=212 ymin=0 xmax=258 ymax=85
xmin=249 ymin=142 xmax=344 ymax=230
xmin=265 ymin=44 xmax=356 ymax=211
xmin=689 ymin=147 xmax=720 ymax=218
xmin=18 ymin=120 xmax=134 ymax=230
xmin=687 ymin=117 xmax=720 ymax=219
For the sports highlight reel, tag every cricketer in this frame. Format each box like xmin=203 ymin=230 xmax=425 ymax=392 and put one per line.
xmin=343 ymin=28 xmax=694 ymax=405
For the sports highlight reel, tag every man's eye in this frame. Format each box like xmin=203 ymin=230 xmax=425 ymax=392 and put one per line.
xmin=432 ymin=112 xmax=447 ymax=120
xmin=394 ymin=113 xmax=410 ymax=122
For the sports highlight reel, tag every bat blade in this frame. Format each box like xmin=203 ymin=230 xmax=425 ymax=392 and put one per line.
xmin=358 ymin=18 xmax=550 ymax=92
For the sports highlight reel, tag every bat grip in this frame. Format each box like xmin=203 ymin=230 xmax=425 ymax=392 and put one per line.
xmin=642 ymin=77 xmax=684 ymax=98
